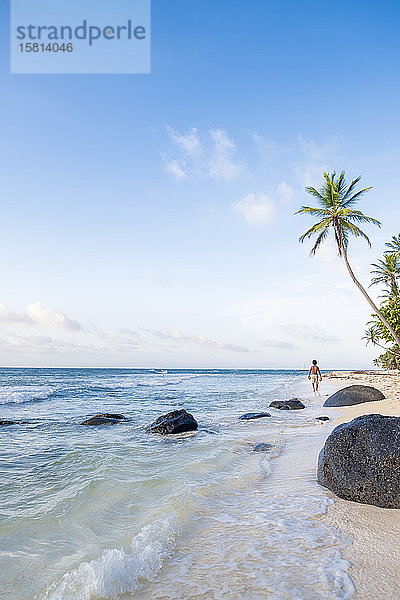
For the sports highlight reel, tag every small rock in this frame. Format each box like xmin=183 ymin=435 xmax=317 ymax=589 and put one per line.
xmin=0 ymin=420 xmax=18 ymax=426
xmin=147 ymin=409 xmax=198 ymax=435
xmin=324 ymin=385 xmax=385 ymax=407
xmin=253 ymin=443 xmax=274 ymax=452
xmin=81 ymin=413 xmax=127 ymax=426
xmin=239 ymin=412 xmax=271 ymax=420
xmin=316 ymin=416 xmax=330 ymax=421
xmin=94 ymin=413 xmax=128 ymax=420
xmin=269 ymin=399 xmax=305 ymax=410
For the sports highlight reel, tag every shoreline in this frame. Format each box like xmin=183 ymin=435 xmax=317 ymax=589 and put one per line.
xmin=321 ymin=370 xmax=400 ymax=600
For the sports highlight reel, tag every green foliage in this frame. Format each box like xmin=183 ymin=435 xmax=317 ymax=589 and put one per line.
xmin=369 ymin=295 xmax=400 ymax=343
xmin=297 ymin=171 xmax=380 ymax=255
xmin=373 ymin=348 xmax=400 ymax=370
xmin=370 ymin=254 xmax=400 ymax=297
xmin=365 ymin=235 xmax=400 ymax=368
xmin=385 ymin=234 xmax=400 ymax=257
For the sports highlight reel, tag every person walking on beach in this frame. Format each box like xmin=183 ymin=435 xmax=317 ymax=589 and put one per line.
xmin=308 ymin=359 xmax=322 ymax=392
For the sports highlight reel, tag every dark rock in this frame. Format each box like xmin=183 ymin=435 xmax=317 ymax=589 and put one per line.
xmin=239 ymin=412 xmax=271 ymax=420
xmin=147 ymin=409 xmax=198 ymax=435
xmin=253 ymin=443 xmax=274 ymax=452
xmin=316 ymin=416 xmax=330 ymax=421
xmin=317 ymin=414 xmax=400 ymax=508
xmin=93 ymin=413 xmax=128 ymax=420
xmin=0 ymin=420 xmax=18 ymax=426
xmin=324 ymin=385 xmax=385 ymax=407
xmin=269 ymin=399 xmax=305 ymax=410
xmin=81 ymin=413 xmax=127 ymax=426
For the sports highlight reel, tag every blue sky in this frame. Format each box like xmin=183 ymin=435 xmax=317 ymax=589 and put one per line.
xmin=0 ymin=0 xmax=399 ymax=367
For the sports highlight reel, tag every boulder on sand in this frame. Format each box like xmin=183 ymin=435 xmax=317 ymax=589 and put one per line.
xmin=317 ymin=413 xmax=400 ymax=508
xmin=323 ymin=385 xmax=385 ymax=407
xmin=269 ymin=399 xmax=305 ymax=410
xmin=239 ymin=412 xmax=271 ymax=420
xmin=81 ymin=413 xmax=128 ymax=426
xmin=147 ymin=409 xmax=198 ymax=435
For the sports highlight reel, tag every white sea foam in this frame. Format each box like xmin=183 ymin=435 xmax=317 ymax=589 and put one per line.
xmin=132 ymin=494 xmax=354 ymax=600
xmin=0 ymin=386 xmax=55 ymax=405
xmin=44 ymin=516 xmax=178 ymax=600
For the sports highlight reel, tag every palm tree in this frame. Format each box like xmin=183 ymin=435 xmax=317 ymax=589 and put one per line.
xmin=362 ymin=326 xmax=395 ymax=353
xmin=385 ymin=234 xmax=400 ymax=257
xmin=296 ymin=171 xmax=400 ymax=349
xmin=370 ymin=254 xmax=400 ymax=297
xmin=362 ymin=326 xmax=400 ymax=361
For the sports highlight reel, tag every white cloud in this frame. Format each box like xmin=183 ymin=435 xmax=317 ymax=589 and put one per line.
xmin=164 ymin=126 xmax=243 ymax=182
xmin=276 ymin=321 xmax=341 ymax=344
xmin=153 ymin=327 xmax=251 ymax=353
xmin=233 ymin=193 xmax=275 ymax=225
xmin=0 ymin=303 xmax=32 ymax=324
xmin=165 ymin=159 xmax=187 ymax=180
xmin=0 ymin=301 xmax=82 ymax=331
xmin=208 ymin=129 xmax=242 ymax=182
xmin=258 ymin=338 xmax=298 ymax=350
xmin=166 ymin=126 xmax=201 ymax=156
xmin=277 ymin=181 xmax=295 ymax=204
xmin=26 ymin=302 xmax=82 ymax=332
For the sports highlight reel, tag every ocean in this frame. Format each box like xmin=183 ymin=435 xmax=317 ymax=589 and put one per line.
xmin=0 ymin=368 xmax=354 ymax=600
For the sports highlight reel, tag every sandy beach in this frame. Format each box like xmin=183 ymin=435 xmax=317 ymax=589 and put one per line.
xmin=321 ymin=370 xmax=400 ymax=600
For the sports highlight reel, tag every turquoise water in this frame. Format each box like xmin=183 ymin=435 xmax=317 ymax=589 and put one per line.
xmin=0 ymin=369 xmax=354 ymax=600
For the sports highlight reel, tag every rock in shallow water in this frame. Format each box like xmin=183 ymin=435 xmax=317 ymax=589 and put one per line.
xmin=239 ymin=412 xmax=271 ymax=420
xmin=323 ymin=385 xmax=385 ymax=407
xmin=0 ymin=420 xmax=19 ymax=426
xmin=147 ymin=409 xmax=198 ymax=435
xmin=317 ymin=414 xmax=400 ymax=508
xmin=81 ymin=413 xmax=128 ymax=426
xmin=316 ymin=416 xmax=330 ymax=422
xmin=269 ymin=399 xmax=305 ymax=410
xmin=253 ymin=443 xmax=274 ymax=452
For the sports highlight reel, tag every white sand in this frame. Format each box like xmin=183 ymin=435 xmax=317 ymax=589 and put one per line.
xmin=321 ymin=371 xmax=400 ymax=599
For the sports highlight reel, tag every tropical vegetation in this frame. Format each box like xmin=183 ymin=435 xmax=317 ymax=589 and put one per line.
xmin=296 ymin=171 xmax=400 ymax=368
xmin=364 ymin=237 xmax=400 ymax=368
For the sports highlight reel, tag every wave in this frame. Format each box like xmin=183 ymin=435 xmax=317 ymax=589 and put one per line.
xmin=136 ymin=374 xmax=204 ymax=388
xmin=0 ymin=386 xmax=56 ymax=405
xmin=44 ymin=515 xmax=178 ymax=600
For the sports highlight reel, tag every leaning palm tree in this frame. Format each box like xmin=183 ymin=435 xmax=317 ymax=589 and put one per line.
xmin=296 ymin=171 xmax=400 ymax=349
xmin=370 ymin=254 xmax=400 ymax=297
xmin=385 ymin=234 xmax=400 ymax=257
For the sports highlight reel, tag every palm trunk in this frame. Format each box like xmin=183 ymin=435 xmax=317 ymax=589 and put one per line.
xmin=342 ymin=247 xmax=400 ymax=349
xmin=373 ymin=341 xmax=399 ymax=356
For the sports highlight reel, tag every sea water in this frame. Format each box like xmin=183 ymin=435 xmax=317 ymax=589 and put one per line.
xmin=0 ymin=368 xmax=354 ymax=600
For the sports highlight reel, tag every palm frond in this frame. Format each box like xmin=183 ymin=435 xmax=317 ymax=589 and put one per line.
xmin=342 ymin=186 xmax=373 ymax=207
xmin=295 ymin=206 xmax=328 ymax=217
xmin=297 ymin=170 xmax=377 ymax=257
xmin=344 ymin=210 xmax=381 ymax=226
xmin=298 ymin=220 xmax=330 ymax=243
xmin=342 ymin=176 xmax=361 ymax=200
xmin=304 ymin=187 xmax=325 ymax=201
xmin=385 ymin=234 xmax=400 ymax=256
xmin=341 ymin=221 xmax=372 ymax=247
xmin=310 ymin=228 xmax=329 ymax=255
